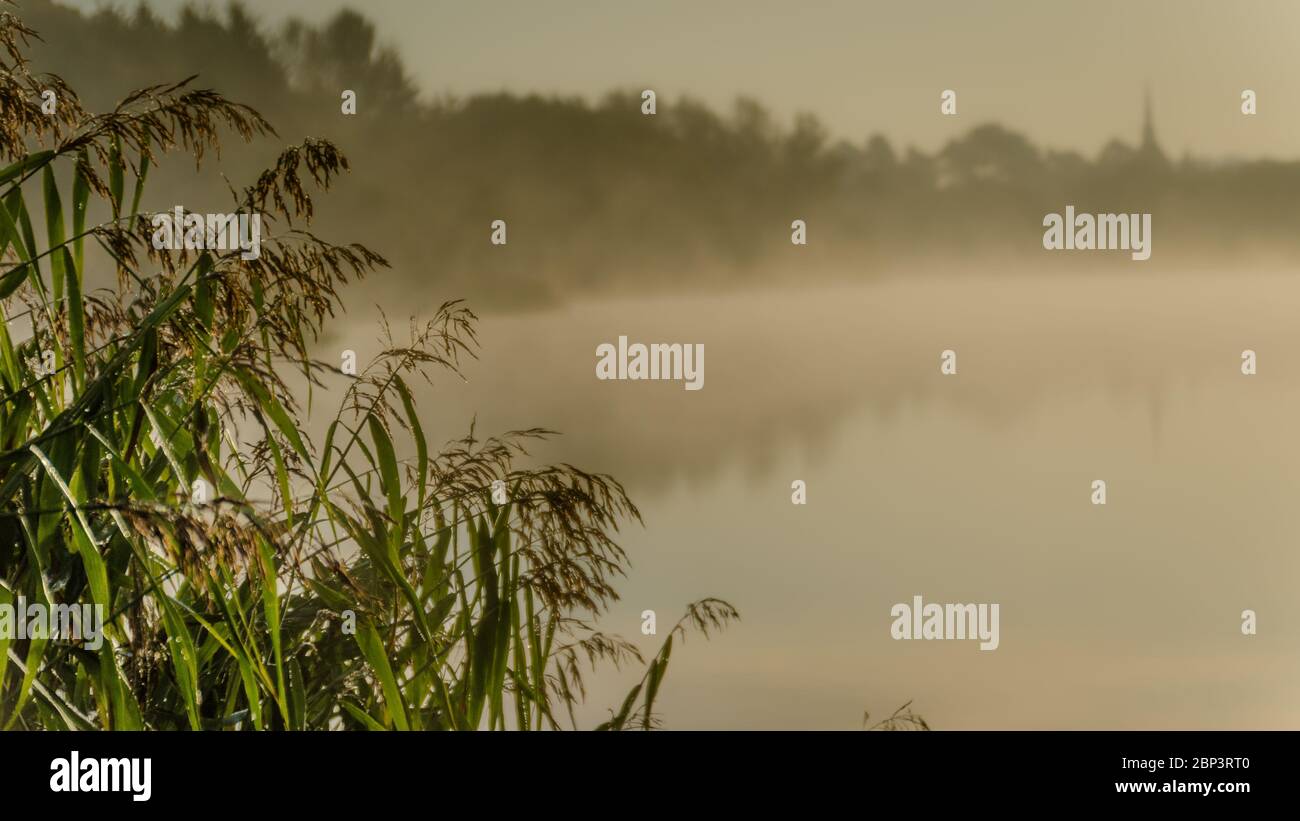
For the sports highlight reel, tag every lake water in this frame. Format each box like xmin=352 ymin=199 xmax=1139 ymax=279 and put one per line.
xmin=330 ymin=272 xmax=1300 ymax=728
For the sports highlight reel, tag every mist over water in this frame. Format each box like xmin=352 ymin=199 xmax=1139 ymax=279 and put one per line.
xmin=18 ymin=0 xmax=1300 ymax=729
xmin=316 ymin=272 xmax=1300 ymax=728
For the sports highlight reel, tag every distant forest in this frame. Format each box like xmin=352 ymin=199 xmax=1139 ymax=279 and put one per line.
xmin=18 ymin=0 xmax=1300 ymax=308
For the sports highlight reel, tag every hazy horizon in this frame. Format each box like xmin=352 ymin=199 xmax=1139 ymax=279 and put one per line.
xmin=53 ymin=0 xmax=1300 ymax=160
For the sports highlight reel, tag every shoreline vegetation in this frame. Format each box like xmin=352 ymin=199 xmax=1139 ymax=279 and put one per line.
xmin=0 ymin=7 xmax=742 ymax=730
xmin=15 ymin=1 xmax=1300 ymax=310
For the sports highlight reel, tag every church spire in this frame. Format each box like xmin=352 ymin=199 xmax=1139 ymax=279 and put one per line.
xmin=1141 ymin=87 xmax=1157 ymax=150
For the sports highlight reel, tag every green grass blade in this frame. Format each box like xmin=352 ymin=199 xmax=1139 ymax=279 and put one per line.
xmin=355 ymin=620 xmax=409 ymax=730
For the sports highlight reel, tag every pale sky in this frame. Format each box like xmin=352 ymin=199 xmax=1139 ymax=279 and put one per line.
xmin=57 ymin=0 xmax=1300 ymax=158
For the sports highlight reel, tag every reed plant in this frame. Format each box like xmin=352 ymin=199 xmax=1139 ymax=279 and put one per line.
xmin=0 ymin=9 xmax=736 ymax=730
